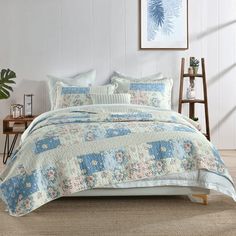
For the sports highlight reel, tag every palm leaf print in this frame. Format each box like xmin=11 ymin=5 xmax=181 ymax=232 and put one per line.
xmin=147 ymin=0 xmax=183 ymax=40
xmin=148 ymin=0 xmax=164 ymax=27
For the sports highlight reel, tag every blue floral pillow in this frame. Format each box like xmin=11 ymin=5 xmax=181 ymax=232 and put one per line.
xmin=47 ymin=70 xmax=96 ymax=110
xmin=55 ymin=82 xmax=116 ymax=109
xmin=111 ymin=76 xmax=173 ymax=109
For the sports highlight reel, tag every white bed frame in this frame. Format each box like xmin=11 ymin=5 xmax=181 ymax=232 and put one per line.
xmin=68 ymin=186 xmax=210 ymax=205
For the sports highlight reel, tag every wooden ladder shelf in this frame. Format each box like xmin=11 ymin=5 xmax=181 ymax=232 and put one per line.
xmin=178 ymin=58 xmax=210 ymax=141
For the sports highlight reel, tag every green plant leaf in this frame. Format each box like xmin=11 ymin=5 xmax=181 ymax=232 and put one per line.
xmin=2 ymin=84 xmax=13 ymax=91
xmin=1 ymin=87 xmax=10 ymax=97
xmin=0 ymin=69 xmax=16 ymax=99
xmin=0 ymin=90 xmax=8 ymax=99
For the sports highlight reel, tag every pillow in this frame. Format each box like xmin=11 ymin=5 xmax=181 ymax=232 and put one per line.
xmin=111 ymin=76 xmax=173 ymax=109
xmin=91 ymin=93 xmax=131 ymax=105
xmin=111 ymin=71 xmax=163 ymax=93
xmin=54 ymin=82 xmax=116 ymax=109
xmin=113 ymin=71 xmax=163 ymax=81
xmin=47 ymin=69 xmax=96 ymax=110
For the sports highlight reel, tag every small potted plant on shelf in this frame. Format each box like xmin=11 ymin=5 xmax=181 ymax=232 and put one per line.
xmin=0 ymin=69 xmax=16 ymax=99
xmin=190 ymin=58 xmax=200 ymax=75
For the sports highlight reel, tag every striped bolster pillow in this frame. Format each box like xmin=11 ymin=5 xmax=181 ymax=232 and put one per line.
xmin=91 ymin=93 xmax=131 ymax=104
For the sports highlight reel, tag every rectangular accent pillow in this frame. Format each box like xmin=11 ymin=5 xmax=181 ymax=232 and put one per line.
xmin=47 ymin=69 xmax=96 ymax=110
xmin=54 ymin=82 xmax=116 ymax=109
xmin=91 ymin=93 xmax=131 ymax=105
xmin=111 ymin=74 xmax=173 ymax=109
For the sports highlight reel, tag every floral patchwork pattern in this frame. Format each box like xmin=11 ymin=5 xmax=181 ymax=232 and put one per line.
xmin=0 ymin=106 xmax=235 ymax=216
xmin=112 ymin=77 xmax=173 ymax=109
xmin=78 ymin=154 xmax=105 ymax=176
xmin=55 ymin=83 xmax=116 ymax=109
xmin=148 ymin=140 xmax=174 ymax=160
xmin=0 ymin=171 xmax=39 ymax=214
xmin=35 ymin=137 xmax=61 ymax=154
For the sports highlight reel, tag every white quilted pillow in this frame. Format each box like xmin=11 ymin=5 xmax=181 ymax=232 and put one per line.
xmin=91 ymin=93 xmax=131 ymax=104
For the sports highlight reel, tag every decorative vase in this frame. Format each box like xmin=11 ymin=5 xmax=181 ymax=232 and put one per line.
xmin=187 ymin=87 xmax=195 ymax=100
xmin=193 ymin=66 xmax=199 ymax=75
xmin=188 ymin=67 xmax=194 ymax=75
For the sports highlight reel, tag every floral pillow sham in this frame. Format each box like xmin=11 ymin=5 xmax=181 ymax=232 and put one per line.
xmin=55 ymin=82 xmax=117 ymax=109
xmin=111 ymin=75 xmax=173 ymax=109
xmin=47 ymin=69 xmax=96 ymax=110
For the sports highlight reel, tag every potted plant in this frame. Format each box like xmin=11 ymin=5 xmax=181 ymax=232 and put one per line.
xmin=190 ymin=58 xmax=200 ymax=75
xmin=0 ymin=69 xmax=16 ymax=99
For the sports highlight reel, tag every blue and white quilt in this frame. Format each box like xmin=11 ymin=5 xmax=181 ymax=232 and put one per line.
xmin=0 ymin=104 xmax=235 ymax=216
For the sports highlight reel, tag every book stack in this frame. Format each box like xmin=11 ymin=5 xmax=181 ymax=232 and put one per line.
xmin=12 ymin=123 xmax=25 ymax=132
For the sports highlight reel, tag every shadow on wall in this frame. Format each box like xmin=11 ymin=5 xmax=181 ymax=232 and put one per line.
xmin=208 ymin=63 xmax=236 ymax=86
xmin=12 ymin=79 xmax=50 ymax=115
xmin=190 ymin=20 xmax=236 ymax=41
xmin=211 ymin=106 xmax=236 ymax=135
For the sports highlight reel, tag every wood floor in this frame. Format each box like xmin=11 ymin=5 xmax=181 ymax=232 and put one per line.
xmin=0 ymin=151 xmax=235 ymax=236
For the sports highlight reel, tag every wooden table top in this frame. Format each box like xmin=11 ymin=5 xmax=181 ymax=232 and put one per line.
xmin=3 ymin=115 xmax=37 ymax=122
xmin=3 ymin=115 xmax=38 ymax=135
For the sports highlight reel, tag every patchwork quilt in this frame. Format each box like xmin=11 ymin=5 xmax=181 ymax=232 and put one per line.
xmin=0 ymin=104 xmax=235 ymax=216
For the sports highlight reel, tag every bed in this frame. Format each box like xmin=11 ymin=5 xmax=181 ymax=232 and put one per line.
xmin=0 ymin=104 xmax=235 ymax=216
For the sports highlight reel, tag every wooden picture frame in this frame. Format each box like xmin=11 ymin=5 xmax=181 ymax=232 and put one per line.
xmin=140 ymin=0 xmax=189 ymax=50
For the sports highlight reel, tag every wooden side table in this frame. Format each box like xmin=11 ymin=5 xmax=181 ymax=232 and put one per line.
xmin=2 ymin=115 xmax=37 ymax=164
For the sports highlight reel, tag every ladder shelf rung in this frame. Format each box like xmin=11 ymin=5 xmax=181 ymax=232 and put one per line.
xmin=181 ymin=99 xmax=205 ymax=104
xmin=183 ymin=74 xmax=203 ymax=78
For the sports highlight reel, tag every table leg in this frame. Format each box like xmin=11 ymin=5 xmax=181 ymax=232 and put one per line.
xmin=8 ymin=134 xmax=18 ymax=157
xmin=3 ymin=134 xmax=18 ymax=164
xmin=3 ymin=135 xmax=9 ymax=164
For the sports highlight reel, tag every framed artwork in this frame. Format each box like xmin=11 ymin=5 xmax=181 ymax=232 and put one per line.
xmin=140 ymin=0 xmax=189 ymax=50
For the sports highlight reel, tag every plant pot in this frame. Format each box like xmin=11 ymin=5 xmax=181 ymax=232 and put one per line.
xmin=193 ymin=66 xmax=199 ymax=75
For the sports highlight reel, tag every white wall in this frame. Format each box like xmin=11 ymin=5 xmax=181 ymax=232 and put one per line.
xmin=0 ymin=0 xmax=236 ymax=150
